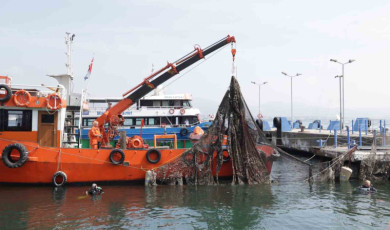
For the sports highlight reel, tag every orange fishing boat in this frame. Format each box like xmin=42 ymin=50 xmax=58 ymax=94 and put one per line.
xmin=0 ymin=34 xmax=276 ymax=186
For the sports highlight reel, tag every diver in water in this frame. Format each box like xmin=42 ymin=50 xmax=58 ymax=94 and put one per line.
xmin=86 ymin=183 xmax=104 ymax=195
xmin=358 ymin=180 xmax=377 ymax=193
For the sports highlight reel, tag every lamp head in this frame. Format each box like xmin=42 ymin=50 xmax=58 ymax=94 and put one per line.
xmin=330 ymin=59 xmax=337 ymax=62
xmin=296 ymin=73 xmax=302 ymax=76
xmin=348 ymin=59 xmax=355 ymax=63
xmin=263 ymin=81 xmax=268 ymax=85
xmin=281 ymin=72 xmax=287 ymax=76
xmin=251 ymin=81 xmax=256 ymax=85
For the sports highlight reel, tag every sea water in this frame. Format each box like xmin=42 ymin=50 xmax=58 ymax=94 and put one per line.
xmin=0 ymin=157 xmax=389 ymax=229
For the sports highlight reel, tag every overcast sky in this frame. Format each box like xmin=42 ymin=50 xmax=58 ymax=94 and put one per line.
xmin=1 ymin=0 xmax=390 ymax=120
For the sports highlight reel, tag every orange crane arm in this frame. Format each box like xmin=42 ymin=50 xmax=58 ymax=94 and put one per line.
xmin=96 ymin=35 xmax=236 ymax=147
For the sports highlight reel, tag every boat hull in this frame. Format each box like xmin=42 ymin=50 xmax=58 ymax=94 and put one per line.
xmin=0 ymin=139 xmax=275 ymax=185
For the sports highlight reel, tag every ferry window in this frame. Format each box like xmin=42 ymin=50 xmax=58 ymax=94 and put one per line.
xmin=148 ymin=118 xmax=155 ymax=125
xmin=162 ymin=100 xmax=169 ymax=107
xmin=152 ymin=101 xmax=161 ymax=107
xmin=140 ymin=100 xmax=153 ymax=107
xmin=124 ymin=118 xmax=133 ymax=126
xmin=161 ymin=117 xmax=172 ymax=125
xmin=3 ymin=110 xmax=32 ymax=131
xmin=183 ymin=100 xmax=191 ymax=107
xmin=135 ymin=118 xmax=143 ymax=126
xmin=82 ymin=118 xmax=95 ymax=127
xmin=41 ymin=114 xmax=55 ymax=123
xmin=174 ymin=100 xmax=180 ymax=107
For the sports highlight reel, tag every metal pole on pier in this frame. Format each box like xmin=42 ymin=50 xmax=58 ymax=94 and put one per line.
xmin=359 ymin=127 xmax=362 ymax=146
xmin=330 ymin=59 xmax=355 ymax=134
xmin=384 ymin=120 xmax=386 ymax=146
xmin=251 ymin=81 xmax=268 ymax=116
xmin=334 ymin=129 xmax=337 ymax=148
xmin=347 ymin=126 xmax=350 ymax=149
xmin=281 ymin=72 xmax=302 ymax=129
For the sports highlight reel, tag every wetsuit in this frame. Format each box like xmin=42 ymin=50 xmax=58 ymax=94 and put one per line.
xmin=88 ymin=187 xmax=103 ymax=195
xmin=358 ymin=185 xmax=377 ymax=192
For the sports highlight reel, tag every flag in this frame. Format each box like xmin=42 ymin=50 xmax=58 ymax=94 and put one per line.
xmin=84 ymin=58 xmax=94 ymax=81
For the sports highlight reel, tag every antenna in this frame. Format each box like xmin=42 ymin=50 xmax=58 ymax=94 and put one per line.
xmin=65 ymin=32 xmax=75 ymax=76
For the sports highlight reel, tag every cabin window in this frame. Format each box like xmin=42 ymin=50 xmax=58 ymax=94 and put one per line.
xmin=183 ymin=100 xmax=191 ymax=107
xmin=0 ymin=110 xmax=32 ymax=131
xmin=135 ymin=118 xmax=143 ymax=126
xmin=41 ymin=114 xmax=55 ymax=123
xmin=82 ymin=118 xmax=95 ymax=127
xmin=161 ymin=100 xmax=169 ymax=107
xmin=124 ymin=118 xmax=133 ymax=126
xmin=148 ymin=118 xmax=155 ymax=125
xmin=174 ymin=100 xmax=180 ymax=107
xmin=140 ymin=100 xmax=153 ymax=107
xmin=152 ymin=101 xmax=161 ymax=107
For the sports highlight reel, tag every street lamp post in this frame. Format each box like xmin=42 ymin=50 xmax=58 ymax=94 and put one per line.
xmin=330 ymin=59 xmax=355 ymax=133
xmin=282 ymin=72 xmax=302 ymax=129
xmin=251 ymin=81 xmax=268 ymax=115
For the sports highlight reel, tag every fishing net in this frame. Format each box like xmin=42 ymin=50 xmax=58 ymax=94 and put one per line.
xmin=155 ymin=76 xmax=272 ymax=185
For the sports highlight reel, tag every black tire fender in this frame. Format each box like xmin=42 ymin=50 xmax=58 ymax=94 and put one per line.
xmin=180 ymin=128 xmax=189 ymax=136
xmin=1 ymin=143 xmax=29 ymax=168
xmin=146 ymin=148 xmax=161 ymax=164
xmin=0 ymin=84 xmax=12 ymax=103
xmin=109 ymin=149 xmax=125 ymax=165
xmin=52 ymin=171 xmax=67 ymax=187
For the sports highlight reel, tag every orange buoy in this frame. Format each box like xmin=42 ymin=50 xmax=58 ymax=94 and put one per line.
xmin=13 ymin=90 xmax=31 ymax=107
xmin=46 ymin=93 xmax=62 ymax=110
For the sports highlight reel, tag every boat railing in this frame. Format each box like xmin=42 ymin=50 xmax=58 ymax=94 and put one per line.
xmin=10 ymin=84 xmax=66 ymax=99
xmin=86 ymin=105 xmax=196 ymax=113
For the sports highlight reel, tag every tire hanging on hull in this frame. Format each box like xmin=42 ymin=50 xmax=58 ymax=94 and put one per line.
xmin=1 ymin=143 xmax=29 ymax=168
xmin=52 ymin=171 xmax=67 ymax=187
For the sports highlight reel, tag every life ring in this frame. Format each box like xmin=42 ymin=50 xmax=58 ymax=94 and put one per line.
xmin=169 ymin=108 xmax=175 ymax=114
xmin=52 ymin=171 xmax=67 ymax=187
xmin=0 ymin=84 xmax=12 ymax=103
xmin=13 ymin=90 xmax=31 ymax=107
xmin=180 ymin=128 xmax=189 ymax=136
xmin=146 ymin=148 xmax=161 ymax=164
xmin=1 ymin=143 xmax=29 ymax=168
xmin=109 ymin=149 xmax=125 ymax=165
xmin=46 ymin=93 xmax=62 ymax=110
xmin=131 ymin=137 xmax=143 ymax=148
xmin=180 ymin=108 xmax=185 ymax=115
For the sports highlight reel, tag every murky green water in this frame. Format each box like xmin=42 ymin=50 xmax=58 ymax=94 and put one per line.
xmin=1 ymin=158 xmax=389 ymax=229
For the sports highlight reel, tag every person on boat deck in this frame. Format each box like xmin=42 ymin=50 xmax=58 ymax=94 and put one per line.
xmin=359 ymin=180 xmax=377 ymax=192
xmin=86 ymin=183 xmax=103 ymax=195
xmin=89 ymin=121 xmax=102 ymax=149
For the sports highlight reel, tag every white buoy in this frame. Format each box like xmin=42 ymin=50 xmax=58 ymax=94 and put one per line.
xmin=340 ymin=166 xmax=353 ymax=181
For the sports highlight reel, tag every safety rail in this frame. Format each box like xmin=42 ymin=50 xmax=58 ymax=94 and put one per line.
xmin=154 ymin=134 xmax=177 ymax=149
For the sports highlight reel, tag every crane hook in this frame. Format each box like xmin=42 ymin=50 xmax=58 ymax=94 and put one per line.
xmin=231 ymin=42 xmax=236 ymax=61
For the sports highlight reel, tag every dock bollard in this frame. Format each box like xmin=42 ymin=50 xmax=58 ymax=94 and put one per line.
xmin=334 ymin=129 xmax=337 ymax=148
xmin=347 ymin=126 xmax=350 ymax=149
xmin=359 ymin=127 xmax=362 ymax=146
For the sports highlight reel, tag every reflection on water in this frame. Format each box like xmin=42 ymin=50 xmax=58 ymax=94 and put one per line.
xmin=0 ymin=158 xmax=390 ymax=229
